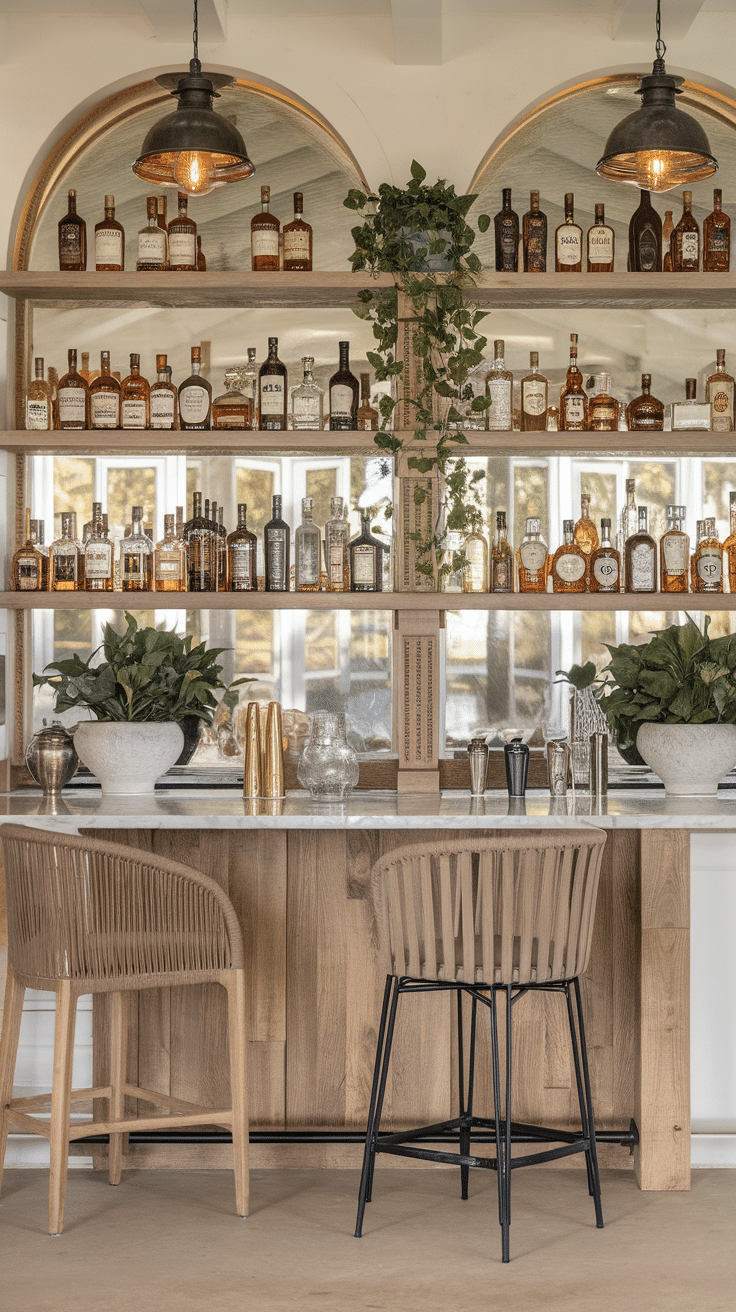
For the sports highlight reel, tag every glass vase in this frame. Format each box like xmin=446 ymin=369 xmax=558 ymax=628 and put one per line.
xmin=297 ymin=710 xmax=359 ymax=801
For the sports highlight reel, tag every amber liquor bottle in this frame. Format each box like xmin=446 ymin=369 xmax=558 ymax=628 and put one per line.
xmin=517 ymin=517 xmax=548 ymax=593
xmin=628 ymin=190 xmax=662 ymax=272
xmin=265 ymin=494 xmax=291 ymax=592
xmin=671 ymin=192 xmax=700 ymax=271
xmin=11 ymin=509 xmax=44 ymax=591
xmin=84 ymin=504 xmax=114 ymax=593
xmin=723 ymin=491 xmax=736 ymax=593
xmin=555 ymin=193 xmax=582 ymax=272
xmin=179 ymin=346 xmax=212 ymax=430
xmin=662 ymin=211 xmax=674 ymax=271
xmin=56 ymin=349 xmax=90 ymax=430
xmin=706 ymin=349 xmax=735 ymax=432
xmin=660 ymin=505 xmax=689 ymax=595
xmin=184 ymin=492 xmax=211 ymax=592
xmin=703 ymin=189 xmax=730 ymax=272
xmin=626 ymin=374 xmax=664 ymax=431
xmin=329 ymin=341 xmax=359 ymax=430
xmin=150 ymin=355 xmax=179 ymax=429
xmin=227 ymin=504 xmax=257 ymax=593
xmin=95 ymin=194 xmax=124 ymax=271
xmin=573 ymin=493 xmax=599 ymax=556
xmin=559 ymin=334 xmax=586 ymax=431
xmin=25 ymin=358 xmax=53 ymax=431
xmin=356 ymin=373 xmax=379 ymax=431
xmin=349 ymin=514 xmax=383 ymax=593
xmin=120 ymin=353 xmax=150 ymax=429
xmin=48 ymin=512 xmax=81 ymax=591
xmin=212 ymin=369 xmax=250 ymax=429
xmin=154 ymin=514 xmax=186 ymax=592
xmin=251 ymin=185 xmax=280 ymax=271
xmin=624 ymin=507 xmax=657 ymax=594
xmin=520 ymin=352 xmax=548 ymax=431
xmin=522 ymin=190 xmax=547 ymax=272
xmin=490 ymin=510 xmax=513 ymax=592
xmin=258 ymin=337 xmax=287 ymax=430
xmin=587 ymin=203 xmax=615 ymax=272
xmin=551 ymin=520 xmax=587 ymax=593
xmin=494 ymin=188 xmax=519 ymax=272
xmin=587 ymin=374 xmax=619 ymax=432
xmin=589 ymin=519 xmax=620 ymax=593
xmin=283 ymin=192 xmax=313 ymax=271
xmin=89 ymin=350 xmax=121 ymax=429
xmin=167 ymin=192 xmax=197 ymax=271
xmin=58 ymin=189 xmax=86 ymax=271
xmin=694 ymin=517 xmax=723 ymax=593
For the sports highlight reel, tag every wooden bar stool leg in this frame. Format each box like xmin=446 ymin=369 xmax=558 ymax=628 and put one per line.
xmin=48 ymin=981 xmax=77 ymax=1236
xmin=0 ymin=965 xmax=26 ymax=1197
xmin=107 ymin=991 xmax=127 ymax=1187
xmin=224 ymin=968 xmax=249 ymax=1218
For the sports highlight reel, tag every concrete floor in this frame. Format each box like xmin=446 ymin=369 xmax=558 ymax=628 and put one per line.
xmin=1 ymin=1168 xmax=735 ymax=1311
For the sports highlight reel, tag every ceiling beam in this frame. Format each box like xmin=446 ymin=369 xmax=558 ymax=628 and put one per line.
xmin=613 ymin=0 xmax=706 ymax=42
xmin=138 ymin=0 xmax=228 ymax=45
xmin=391 ymin=0 xmax=442 ymax=66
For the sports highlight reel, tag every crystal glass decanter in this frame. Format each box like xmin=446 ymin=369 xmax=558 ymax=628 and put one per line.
xmin=297 ymin=710 xmax=359 ymax=801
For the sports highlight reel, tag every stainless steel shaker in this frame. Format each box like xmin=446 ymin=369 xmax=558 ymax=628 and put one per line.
xmin=25 ymin=722 xmax=79 ymax=795
xmin=467 ymin=736 xmax=490 ymax=796
xmin=546 ymin=740 xmax=569 ymax=797
xmin=504 ymin=737 xmax=529 ymax=798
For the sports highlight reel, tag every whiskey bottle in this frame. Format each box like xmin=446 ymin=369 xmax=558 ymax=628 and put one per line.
xmin=153 ymin=513 xmax=186 ymax=592
xmin=11 ymin=509 xmax=44 ymax=591
xmin=555 ymin=193 xmax=582 ymax=272
xmin=462 ymin=526 xmax=488 ymax=593
xmin=295 ymin=497 xmax=322 ymax=592
xmin=660 ymin=504 xmax=689 ymax=595
xmin=56 ymin=348 xmax=90 ymax=430
xmin=95 ymin=194 xmax=124 ymax=271
xmin=290 ymin=356 xmax=323 ymax=430
xmin=671 ymin=191 xmax=700 ymax=271
xmin=573 ymin=493 xmax=599 ymax=556
xmin=251 ymin=185 xmax=280 ymax=271
xmin=227 ymin=504 xmax=257 ymax=593
xmin=485 ymin=338 xmax=513 ymax=431
xmin=628 ymin=190 xmax=662 ymax=272
xmin=259 ymin=337 xmax=287 ymax=430
xmin=197 ymin=236 xmax=206 ymax=271
xmin=522 ymin=190 xmax=547 ymax=272
xmin=349 ymin=514 xmax=383 ymax=593
xmin=494 ymin=188 xmax=519 ymax=272
xmin=265 ymin=494 xmax=290 ymax=592
xmin=706 ymin=349 xmax=735 ymax=432
xmin=137 ymin=196 xmax=167 ymax=271
xmin=120 ymin=353 xmax=150 ymax=429
xmin=58 ymin=189 xmax=86 ymax=271
xmin=84 ymin=503 xmax=114 ymax=592
xmin=25 ymin=358 xmax=52 ymax=431
xmin=723 ymin=491 xmax=736 ymax=593
xmin=517 ymin=517 xmax=548 ymax=593
xmin=694 ymin=517 xmax=723 ymax=593
xmin=121 ymin=506 xmax=153 ymax=591
xmin=185 ymin=491 xmax=211 ymax=592
xmin=168 ymin=192 xmax=197 ymax=271
xmin=559 ymin=333 xmax=586 ymax=431
xmin=624 ymin=507 xmax=657 ymax=594
xmin=329 ymin=341 xmax=359 ymax=430
xmin=156 ymin=195 xmax=169 ymax=268
xmin=551 ymin=521 xmax=588 ymax=593
xmin=662 ymin=211 xmax=674 ymax=271
xmin=48 ymin=511 xmax=81 ymax=590
xmin=150 ymin=354 xmax=179 ymax=429
xmin=520 ymin=352 xmax=548 ymax=432
xmin=587 ymin=203 xmax=615 ymax=273
xmin=89 ymin=350 xmax=121 ymax=429
xmin=490 ymin=510 xmax=513 ymax=592
xmin=626 ymin=373 xmax=664 ymax=431
xmin=356 ymin=373 xmax=379 ymax=431
xmin=282 ymin=192 xmax=313 ymax=271
xmin=587 ymin=373 xmax=619 ymax=431
xmin=703 ymin=189 xmax=730 ymax=272
xmin=179 ymin=346 xmax=212 ymax=430
xmin=589 ymin=519 xmax=620 ymax=593
xmin=212 ymin=369 xmax=250 ymax=429
xmin=672 ymin=378 xmax=710 ymax=430
xmin=324 ymin=496 xmax=349 ymax=591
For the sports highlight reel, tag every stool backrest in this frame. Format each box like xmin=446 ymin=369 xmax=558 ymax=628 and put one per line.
xmin=371 ymin=829 xmax=606 ymax=986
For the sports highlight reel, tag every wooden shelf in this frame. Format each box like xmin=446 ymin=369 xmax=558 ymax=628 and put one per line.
xmin=1 ymin=591 xmax=733 ymax=612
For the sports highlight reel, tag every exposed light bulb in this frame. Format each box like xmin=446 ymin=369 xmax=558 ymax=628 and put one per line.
xmin=173 ymin=151 xmax=217 ymax=196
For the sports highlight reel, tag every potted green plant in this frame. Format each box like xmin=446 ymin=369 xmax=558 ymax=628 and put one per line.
xmin=33 ymin=612 xmax=247 ymax=795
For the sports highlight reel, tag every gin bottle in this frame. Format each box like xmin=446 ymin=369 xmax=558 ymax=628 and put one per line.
xmin=290 ymin=357 xmax=323 ymax=429
xmin=137 ymin=196 xmax=167 ymax=271
xmin=264 ymin=494 xmax=290 ymax=592
xmin=462 ymin=527 xmax=488 ymax=593
xmin=295 ymin=497 xmax=322 ymax=591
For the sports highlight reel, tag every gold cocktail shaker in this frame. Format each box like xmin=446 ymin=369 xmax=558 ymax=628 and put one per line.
xmin=263 ymin=701 xmax=285 ymax=799
xmin=243 ymin=702 xmax=262 ymax=798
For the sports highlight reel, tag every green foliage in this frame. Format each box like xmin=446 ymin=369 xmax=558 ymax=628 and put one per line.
xmin=555 ymin=661 xmax=598 ymax=691
xmin=32 ymin=612 xmax=249 ymax=725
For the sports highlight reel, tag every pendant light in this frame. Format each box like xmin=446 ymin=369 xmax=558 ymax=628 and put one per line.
xmin=596 ymin=0 xmax=716 ymax=192
xmin=133 ymin=0 xmax=255 ymax=197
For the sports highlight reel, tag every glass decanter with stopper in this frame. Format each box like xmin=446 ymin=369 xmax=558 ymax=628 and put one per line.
xmin=297 ymin=711 xmax=359 ymax=802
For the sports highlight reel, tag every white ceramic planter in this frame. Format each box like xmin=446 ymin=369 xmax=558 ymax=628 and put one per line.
xmin=74 ymin=721 xmax=184 ymax=795
xmin=636 ymin=722 xmax=736 ymax=796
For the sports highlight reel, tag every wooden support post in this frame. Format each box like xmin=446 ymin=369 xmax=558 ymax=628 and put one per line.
xmin=393 ymin=608 xmax=441 ymax=791
xmin=394 ymin=291 xmax=441 ymax=592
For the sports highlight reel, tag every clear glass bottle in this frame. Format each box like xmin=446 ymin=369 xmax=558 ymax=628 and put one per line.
xmin=290 ymin=356 xmax=323 ymax=430
xmin=212 ymin=368 xmax=250 ymax=429
xmin=25 ymin=357 xmax=52 ymax=430
xmin=251 ymin=184 xmax=280 ymax=271
xmin=706 ymin=349 xmax=735 ymax=432
xmin=626 ymin=373 xmax=664 ymax=431
xmin=587 ymin=203 xmax=615 ymax=272
xmin=573 ymin=493 xmax=599 ymax=556
xmin=703 ymin=188 xmax=730 ymax=272
xmin=48 ymin=511 xmax=81 ymax=590
xmin=11 ymin=509 xmax=44 ymax=591
xmin=282 ymin=192 xmax=313 ymax=271
xmin=168 ymin=191 xmax=197 ymax=271
xmin=120 ymin=353 xmax=150 ymax=429
xmin=559 ymin=333 xmax=586 ymax=431
xmin=522 ymin=190 xmax=547 ymax=272
xmin=185 ymin=491 xmax=211 ymax=592
xmin=137 ymin=196 xmax=167 ymax=271
xmin=723 ymin=491 xmax=736 ymax=594
xmin=555 ymin=192 xmax=582 ymax=272
xmin=150 ymin=354 xmax=179 ymax=429
xmin=56 ymin=348 xmax=90 ymax=430
xmin=671 ymin=191 xmax=700 ymax=272
xmin=587 ymin=373 xmax=619 ymax=431
xmin=89 ymin=350 xmax=121 ymax=429
xmin=461 ymin=526 xmax=488 ymax=593
xmin=94 ymin=194 xmax=124 ymax=271
xmin=628 ymin=190 xmax=662 ymax=272
xmin=517 ymin=517 xmax=548 ymax=593
xmin=694 ymin=517 xmax=723 ymax=593
xmin=154 ymin=513 xmax=186 ymax=592
xmin=258 ymin=337 xmax=288 ymax=430
xmin=227 ymin=504 xmax=257 ymax=593
xmin=520 ymin=351 xmax=548 ymax=432
xmin=356 ymin=373 xmax=379 ymax=431
xmin=349 ymin=513 xmax=383 ymax=592
xmin=179 ymin=345 xmax=212 ymax=430
xmin=442 ymin=529 xmax=466 ymax=594
xmin=84 ymin=503 xmax=113 ymax=592
xmin=660 ymin=504 xmax=689 ymax=595
xmin=121 ymin=505 xmax=153 ymax=591
xmin=295 ymin=497 xmax=322 ymax=592
xmin=589 ymin=518 xmax=620 ymax=593
xmin=494 ymin=187 xmax=519 ymax=272
xmin=58 ymin=188 xmax=86 ymax=271
xmin=624 ymin=506 xmax=657 ymax=593
xmin=329 ymin=341 xmax=359 ymax=430
xmin=324 ymin=495 xmax=349 ymax=592
xmin=490 ymin=510 xmax=514 ymax=592
xmin=265 ymin=493 xmax=290 ymax=592
xmin=551 ymin=520 xmax=587 ymax=592
xmin=672 ymin=378 xmax=710 ymax=430
xmin=485 ymin=338 xmax=513 ymax=432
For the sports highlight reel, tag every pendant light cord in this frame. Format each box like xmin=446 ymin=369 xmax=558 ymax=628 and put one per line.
xmin=192 ymin=0 xmax=199 ymax=62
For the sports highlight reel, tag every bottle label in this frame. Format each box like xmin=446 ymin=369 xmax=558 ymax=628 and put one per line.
xmin=292 ymin=396 xmax=321 ymax=426
xmin=330 ymin=383 xmax=354 ymax=421
xmin=328 ymin=538 xmax=346 ymax=587
xmin=487 ymin=377 xmax=512 ymax=428
xmin=638 ymin=225 xmax=658 ymax=271
xmin=52 ymin=548 xmax=78 ymax=585
xmin=230 ymin=541 xmax=255 ymax=585
xmin=520 ymin=541 xmax=546 ymax=574
xmin=564 ymin=395 xmax=585 ymax=425
xmin=179 ymin=384 xmax=210 ymax=425
xmin=593 ymin=554 xmax=619 ymax=588
xmin=588 ymin=228 xmax=613 ymax=263
xmin=663 ymin=537 xmax=688 ymax=575
xmin=554 ymin=552 xmax=586 ymax=583
xmin=121 ymin=399 xmax=147 ymax=429
xmin=352 ymin=543 xmax=375 ymax=585
xmin=16 ymin=559 xmax=40 ymax=590
xmin=85 ymin=543 xmax=112 ymax=579
xmin=91 ymin=392 xmax=120 ymax=428
xmin=123 ymin=550 xmax=145 ymax=582
xmin=216 ymin=412 xmax=247 ymax=428
xmin=59 ymin=223 xmax=82 ymax=261
xmin=169 ymin=231 xmax=196 ymax=267
xmin=672 ymin=402 xmax=710 ymax=430
xmin=681 ymin=231 xmax=699 ymax=262
xmin=260 ymin=379 xmax=285 ymax=415
xmin=590 ymin=403 xmax=617 ymax=428
xmin=95 ymin=228 xmax=123 ymax=266
xmin=252 ymin=228 xmax=279 ymax=259
xmin=710 ymin=386 xmax=734 ymax=433
xmin=266 ymin=529 xmax=287 ymax=586
xmin=297 ymin=537 xmax=320 ymax=585
xmin=283 ymin=230 xmax=310 ymax=261
xmin=556 ymin=228 xmax=581 ymax=265
xmin=25 ymin=398 xmax=49 ymax=429
xmin=525 ymin=225 xmax=546 ymax=270
xmin=631 ymin=543 xmax=655 ymax=590
xmin=522 ymin=380 xmax=546 ymax=416
xmin=697 ymin=553 xmax=722 ymax=584
xmin=710 ymin=229 xmax=729 ymax=252
xmin=138 ymin=230 xmax=167 ymax=264
xmin=150 ymin=392 xmax=176 ymax=428
xmin=492 ymin=558 xmax=511 ymax=590
xmin=58 ymin=387 xmax=86 ymax=425
xmin=155 ymin=557 xmax=181 ymax=579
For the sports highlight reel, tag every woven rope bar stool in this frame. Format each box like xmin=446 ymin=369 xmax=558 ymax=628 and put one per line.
xmin=0 ymin=824 xmax=249 ymax=1235
xmin=355 ymin=828 xmax=607 ymax=1262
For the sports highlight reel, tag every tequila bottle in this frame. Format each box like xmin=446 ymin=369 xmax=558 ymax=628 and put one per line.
xmin=282 ymin=192 xmax=313 ymax=271
xmin=626 ymin=373 xmax=664 ymax=431
xmin=628 ymin=190 xmax=662 ymax=272
xmin=660 ymin=504 xmax=689 ymax=595
xmin=89 ymin=350 xmax=121 ymax=429
xmin=517 ymin=517 xmax=548 ymax=593
xmin=555 ymin=193 xmax=582 ymax=272
xmin=573 ymin=493 xmax=599 ymax=556
xmin=494 ymin=187 xmax=519 ymax=272
xmin=25 ymin=357 xmax=52 ymax=431
xmin=520 ymin=352 xmax=548 ymax=432
xmin=587 ymin=203 xmax=615 ymax=272
xmin=671 ymin=191 xmax=700 ymax=271
xmin=462 ymin=527 xmax=488 ymax=593
xmin=121 ymin=506 xmax=153 ymax=591
xmin=227 ymin=504 xmax=257 ymax=593
xmin=150 ymin=354 xmax=179 ymax=429
xmin=137 ymin=196 xmax=167 ymax=271
xmin=179 ymin=346 xmax=212 ymax=430
xmin=559 ymin=333 xmax=586 ymax=431
xmin=185 ymin=491 xmax=211 ymax=592
xmin=94 ymin=194 xmax=124 ymax=271
xmin=490 ymin=510 xmax=513 ymax=592
xmin=349 ymin=514 xmax=383 ymax=593
xmin=58 ymin=188 xmax=86 ymax=271
xmin=706 ymin=350 xmax=735 ymax=432
xmin=693 ymin=517 xmax=723 ymax=593
xmin=324 ymin=495 xmax=349 ymax=592
xmin=57 ymin=349 xmax=90 ymax=430
xmin=48 ymin=511 xmax=81 ymax=590
xmin=120 ymin=353 xmax=150 ymax=429
xmin=258 ymin=337 xmax=287 ymax=430
xmin=329 ymin=341 xmax=359 ymax=430
xmin=589 ymin=519 xmax=620 ymax=593
xmin=703 ymin=188 xmax=730 ymax=272
xmin=264 ymin=494 xmax=290 ymax=592
xmin=551 ymin=520 xmax=587 ymax=593
xmin=251 ymin=185 xmax=280 ymax=271
xmin=154 ymin=514 xmax=187 ymax=592
xmin=587 ymin=373 xmax=619 ymax=432
xmin=84 ymin=503 xmax=114 ymax=592
xmin=624 ymin=507 xmax=657 ymax=594
xmin=11 ymin=509 xmax=44 ymax=591
xmin=295 ymin=497 xmax=322 ymax=591
xmin=290 ymin=357 xmax=323 ymax=429
xmin=723 ymin=492 xmax=736 ymax=594
xmin=485 ymin=338 xmax=513 ymax=431
xmin=168 ymin=192 xmax=197 ymax=271
xmin=522 ymin=190 xmax=547 ymax=272
xmin=212 ymin=369 xmax=250 ymax=429
xmin=356 ymin=373 xmax=379 ymax=431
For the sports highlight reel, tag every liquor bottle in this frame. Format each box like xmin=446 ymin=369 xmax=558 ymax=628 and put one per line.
xmin=212 ymin=369 xmax=250 ymax=429
xmin=28 ymin=519 xmax=47 ymax=590
xmin=551 ymin=520 xmax=587 ymax=593
xmin=258 ymin=337 xmax=288 ymax=430
xmin=58 ymin=188 xmax=86 ymax=271
xmin=264 ymin=493 xmax=290 ymax=592
xmin=489 ymin=510 xmax=513 ymax=592
xmin=324 ymin=495 xmax=349 ymax=592
xmin=217 ymin=505 xmax=228 ymax=591
xmin=693 ymin=517 xmax=723 ymax=593
xmin=154 ymin=513 xmax=186 ymax=592
xmin=723 ymin=491 xmax=736 ymax=593
xmin=185 ymin=491 xmax=211 ymax=592
xmin=156 ymin=196 xmax=169 ymax=268
xmin=168 ymin=192 xmax=197 ymax=271
xmin=624 ymin=507 xmax=657 ymax=594
xmin=150 ymin=354 xmax=179 ymax=429
xmin=520 ymin=352 xmax=548 ymax=432
xmin=197 ymin=236 xmax=207 ymax=271
xmin=628 ymin=190 xmax=662 ymax=272
xmin=56 ymin=348 xmax=90 ymax=430
xmin=329 ymin=341 xmax=359 ymax=430
xmin=121 ymin=506 xmax=153 ymax=591
xmin=294 ymin=497 xmax=321 ymax=592
xmin=349 ymin=513 xmax=383 ymax=593
xmin=703 ymin=188 xmax=730 ymax=272
xmin=660 ymin=504 xmax=689 ymax=595
xmin=84 ymin=503 xmax=114 ymax=592
xmin=559 ymin=333 xmax=586 ymax=431
xmin=25 ymin=358 xmax=52 ymax=431
xmin=485 ymin=338 xmax=513 ymax=431
xmin=137 ymin=196 xmax=167 ymax=271
xmin=617 ymin=477 xmax=639 ymax=561
xmin=95 ymin=194 xmax=124 ymax=271
xmin=573 ymin=493 xmax=599 ymax=556
xmin=706 ymin=349 xmax=735 ymax=432
xmin=207 ymin=502 xmax=225 ymax=593
xmin=461 ymin=526 xmax=488 ymax=593
xmin=89 ymin=350 xmax=121 ymax=429
xmin=690 ymin=521 xmax=704 ymax=592
xmin=241 ymin=347 xmax=258 ymax=418
xmin=11 ymin=509 xmax=44 ymax=591
xmin=587 ymin=373 xmax=619 ymax=431
xmin=282 ymin=192 xmax=313 ymax=271
xmin=671 ymin=191 xmax=700 ymax=272
xmin=79 ymin=352 xmax=98 ymax=384
xmin=587 ymin=203 xmax=615 ymax=273
xmin=120 ymin=353 xmax=150 ymax=429
xmin=179 ymin=345 xmax=212 ymax=429
xmin=672 ymin=378 xmax=710 ymax=430
xmin=48 ymin=511 xmax=81 ymax=590
xmin=522 ymin=190 xmax=547 ymax=272
xmin=589 ymin=519 xmax=620 ymax=594
xmin=662 ymin=211 xmax=674 ymax=271
xmin=494 ymin=188 xmax=519 ymax=272
xmin=555 ymin=193 xmax=582 ymax=272
xmin=251 ymin=185 xmax=280 ymax=271
xmin=626 ymin=373 xmax=664 ymax=431
xmin=517 ymin=517 xmax=548 ymax=593
xmin=356 ymin=373 xmax=379 ymax=431
xmin=227 ymin=504 xmax=257 ymax=592
xmin=290 ymin=356 xmax=323 ymax=429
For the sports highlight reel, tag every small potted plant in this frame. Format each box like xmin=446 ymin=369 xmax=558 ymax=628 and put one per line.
xmin=33 ymin=612 xmax=247 ymax=795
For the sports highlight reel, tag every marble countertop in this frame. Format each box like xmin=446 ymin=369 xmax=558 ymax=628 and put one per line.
xmin=2 ymin=787 xmax=736 ymax=830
